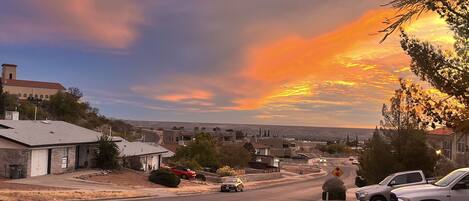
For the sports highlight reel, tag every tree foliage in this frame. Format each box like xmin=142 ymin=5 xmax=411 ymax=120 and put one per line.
xmin=96 ymin=135 xmax=120 ymax=170
xmin=383 ymin=0 xmax=468 ymax=131
xmin=359 ymin=86 xmax=438 ymax=183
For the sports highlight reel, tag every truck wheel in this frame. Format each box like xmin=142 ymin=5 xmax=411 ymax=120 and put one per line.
xmin=371 ymin=196 xmax=387 ymax=201
xmin=181 ymin=174 xmax=187 ymax=179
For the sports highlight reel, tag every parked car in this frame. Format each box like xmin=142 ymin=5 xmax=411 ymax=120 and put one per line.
xmin=319 ymin=158 xmax=327 ymax=163
xmin=220 ymin=177 xmax=244 ymax=192
xmin=390 ymin=168 xmax=469 ymax=201
xmin=171 ymin=166 xmax=196 ymax=179
xmin=349 ymin=157 xmax=355 ymax=161
xmin=356 ymin=170 xmax=429 ymax=201
xmin=352 ymin=159 xmax=360 ymax=165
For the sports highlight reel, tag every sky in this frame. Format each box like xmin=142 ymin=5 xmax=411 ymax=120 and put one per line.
xmin=0 ymin=0 xmax=454 ymax=128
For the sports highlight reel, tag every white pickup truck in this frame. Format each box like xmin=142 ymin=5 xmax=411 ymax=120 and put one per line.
xmin=390 ymin=168 xmax=469 ymax=201
xmin=356 ymin=170 xmax=430 ymax=201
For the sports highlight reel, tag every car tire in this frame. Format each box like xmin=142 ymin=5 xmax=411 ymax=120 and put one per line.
xmin=371 ymin=196 xmax=387 ymax=201
xmin=235 ymin=187 xmax=239 ymax=192
xmin=181 ymin=174 xmax=188 ymax=180
xmin=240 ymin=186 xmax=244 ymax=192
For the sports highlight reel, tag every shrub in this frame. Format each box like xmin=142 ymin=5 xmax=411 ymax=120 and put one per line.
xmin=96 ymin=135 xmax=120 ymax=170
xmin=149 ymin=169 xmax=181 ymax=188
xmin=322 ymin=177 xmax=346 ymax=200
xmin=216 ymin=166 xmax=236 ymax=177
xmin=195 ymin=173 xmax=206 ymax=181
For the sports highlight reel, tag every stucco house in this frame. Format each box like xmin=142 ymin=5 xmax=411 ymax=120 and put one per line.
xmin=0 ymin=120 xmax=118 ymax=178
xmin=115 ymin=137 xmax=169 ymax=172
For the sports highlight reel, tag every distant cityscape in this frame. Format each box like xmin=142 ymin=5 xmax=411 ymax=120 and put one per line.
xmin=127 ymin=120 xmax=375 ymax=142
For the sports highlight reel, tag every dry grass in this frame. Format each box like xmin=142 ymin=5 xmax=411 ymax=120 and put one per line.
xmin=0 ymin=190 xmax=145 ymax=201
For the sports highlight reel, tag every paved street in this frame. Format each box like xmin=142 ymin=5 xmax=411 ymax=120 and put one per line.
xmin=133 ymin=158 xmax=357 ymax=201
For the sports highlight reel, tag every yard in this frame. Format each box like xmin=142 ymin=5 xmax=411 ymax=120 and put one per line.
xmin=81 ymin=169 xmax=209 ymax=189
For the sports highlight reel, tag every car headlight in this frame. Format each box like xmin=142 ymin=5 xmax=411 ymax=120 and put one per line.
xmin=398 ymin=197 xmax=411 ymax=201
xmin=357 ymin=192 xmax=368 ymax=198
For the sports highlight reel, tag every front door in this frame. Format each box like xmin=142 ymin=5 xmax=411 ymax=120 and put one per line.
xmin=31 ymin=149 xmax=49 ymax=177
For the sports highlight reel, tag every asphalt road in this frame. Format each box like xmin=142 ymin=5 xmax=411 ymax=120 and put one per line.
xmin=138 ymin=158 xmax=357 ymax=201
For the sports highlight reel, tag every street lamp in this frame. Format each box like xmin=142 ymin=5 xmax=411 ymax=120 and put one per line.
xmin=435 ymin=149 xmax=442 ymax=156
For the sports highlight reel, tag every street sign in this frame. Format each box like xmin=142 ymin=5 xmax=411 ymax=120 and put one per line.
xmin=331 ymin=167 xmax=343 ymax=177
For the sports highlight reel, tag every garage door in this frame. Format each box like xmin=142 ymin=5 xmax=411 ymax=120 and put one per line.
xmin=31 ymin=149 xmax=49 ymax=177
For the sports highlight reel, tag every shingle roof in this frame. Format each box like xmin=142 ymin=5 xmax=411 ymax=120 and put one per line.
xmin=428 ymin=128 xmax=454 ymax=136
xmin=0 ymin=120 xmax=109 ymax=147
xmin=2 ymin=79 xmax=65 ymax=90
xmin=114 ymin=137 xmax=169 ymax=157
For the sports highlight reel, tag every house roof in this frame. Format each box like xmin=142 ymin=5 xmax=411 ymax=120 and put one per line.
xmin=252 ymin=143 xmax=269 ymax=149
xmin=428 ymin=128 xmax=454 ymax=136
xmin=0 ymin=120 xmax=112 ymax=147
xmin=2 ymin=79 xmax=65 ymax=90
xmin=2 ymin=63 xmax=17 ymax=67
xmin=114 ymin=137 xmax=169 ymax=157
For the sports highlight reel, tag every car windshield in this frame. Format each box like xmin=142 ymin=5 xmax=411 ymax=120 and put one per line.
xmin=379 ymin=174 xmax=394 ymax=185
xmin=433 ymin=170 xmax=466 ymax=187
xmin=223 ymin=178 xmax=238 ymax=183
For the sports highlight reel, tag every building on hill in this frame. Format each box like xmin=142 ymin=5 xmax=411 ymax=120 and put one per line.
xmin=428 ymin=127 xmax=469 ymax=166
xmin=1 ymin=63 xmax=65 ymax=100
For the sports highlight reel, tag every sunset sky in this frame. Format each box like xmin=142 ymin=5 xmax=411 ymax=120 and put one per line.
xmin=0 ymin=0 xmax=454 ymax=128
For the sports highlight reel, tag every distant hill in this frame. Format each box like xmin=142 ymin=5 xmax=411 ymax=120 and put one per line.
xmin=126 ymin=120 xmax=374 ymax=141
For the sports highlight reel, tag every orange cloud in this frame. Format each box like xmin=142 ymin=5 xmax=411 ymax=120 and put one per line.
xmin=0 ymin=0 xmax=143 ymax=49
xmin=157 ymin=90 xmax=213 ymax=102
xmin=130 ymin=8 xmax=452 ymax=121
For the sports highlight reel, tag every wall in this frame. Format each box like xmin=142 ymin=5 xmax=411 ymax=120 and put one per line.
xmin=3 ymin=85 xmax=60 ymax=100
xmin=49 ymin=146 xmax=76 ymax=174
xmin=77 ymin=144 xmax=97 ymax=168
xmin=0 ymin=149 xmax=31 ymax=178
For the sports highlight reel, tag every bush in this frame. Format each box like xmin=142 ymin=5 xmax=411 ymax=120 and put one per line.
xmin=216 ymin=166 xmax=236 ymax=177
xmin=195 ymin=173 xmax=206 ymax=181
xmin=434 ymin=157 xmax=457 ymax=177
xmin=96 ymin=135 xmax=120 ymax=170
xmin=149 ymin=169 xmax=181 ymax=187
xmin=322 ymin=177 xmax=346 ymax=200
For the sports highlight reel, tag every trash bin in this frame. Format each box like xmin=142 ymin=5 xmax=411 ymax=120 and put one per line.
xmin=9 ymin=165 xmax=23 ymax=179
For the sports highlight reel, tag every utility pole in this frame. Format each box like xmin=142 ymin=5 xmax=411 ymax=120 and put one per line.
xmin=34 ymin=106 xmax=37 ymax=121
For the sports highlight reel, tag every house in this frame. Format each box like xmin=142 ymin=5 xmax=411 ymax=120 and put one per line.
xmin=0 ymin=120 xmax=117 ymax=178
xmin=115 ymin=137 xmax=169 ymax=172
xmin=252 ymin=143 xmax=270 ymax=156
xmin=257 ymin=138 xmax=298 ymax=158
xmin=427 ymin=128 xmax=453 ymax=160
xmin=1 ymin=64 xmax=65 ymax=100
xmin=428 ymin=127 xmax=469 ymax=166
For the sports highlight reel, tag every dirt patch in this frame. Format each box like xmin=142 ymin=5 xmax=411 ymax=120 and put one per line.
xmin=80 ymin=170 xmax=164 ymax=188
xmin=0 ymin=190 xmax=145 ymax=201
xmin=0 ymin=178 xmax=68 ymax=191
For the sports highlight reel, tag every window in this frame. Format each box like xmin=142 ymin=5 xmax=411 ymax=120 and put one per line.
xmin=29 ymin=94 xmax=32 ymax=97
xmin=9 ymin=73 xmax=12 ymax=79
xmin=406 ymin=173 xmax=423 ymax=183
xmin=61 ymin=148 xmax=69 ymax=169
xmin=457 ymin=142 xmax=466 ymax=153
xmin=390 ymin=174 xmax=407 ymax=186
xmin=40 ymin=95 xmax=43 ymax=99
xmin=45 ymin=95 xmax=49 ymax=99
xmin=23 ymin=93 xmax=27 ymax=97
xmin=34 ymin=94 xmax=38 ymax=98
xmin=457 ymin=175 xmax=469 ymax=189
